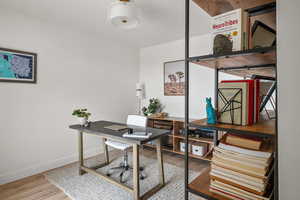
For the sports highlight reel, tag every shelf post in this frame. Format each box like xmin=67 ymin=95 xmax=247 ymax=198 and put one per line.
xmin=214 ymin=63 xmax=219 ymax=146
xmin=184 ymin=0 xmax=190 ymax=199
xmin=274 ymin=65 xmax=279 ymax=200
xmin=214 ymin=61 xmax=219 ymax=111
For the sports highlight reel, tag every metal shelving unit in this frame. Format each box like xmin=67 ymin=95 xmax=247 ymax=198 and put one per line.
xmin=184 ymin=1 xmax=278 ymax=200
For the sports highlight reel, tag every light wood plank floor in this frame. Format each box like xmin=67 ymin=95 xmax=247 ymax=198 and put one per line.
xmin=0 ymin=148 xmax=209 ymax=200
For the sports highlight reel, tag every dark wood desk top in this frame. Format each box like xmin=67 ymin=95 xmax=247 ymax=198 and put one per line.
xmin=69 ymin=120 xmax=170 ymax=145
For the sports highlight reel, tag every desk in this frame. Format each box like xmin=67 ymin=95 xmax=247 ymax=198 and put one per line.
xmin=69 ymin=120 xmax=170 ymax=200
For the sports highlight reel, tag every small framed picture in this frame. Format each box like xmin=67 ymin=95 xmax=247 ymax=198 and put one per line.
xmin=0 ymin=47 xmax=37 ymax=83
xmin=252 ymin=20 xmax=276 ymax=48
xmin=164 ymin=60 xmax=185 ymax=96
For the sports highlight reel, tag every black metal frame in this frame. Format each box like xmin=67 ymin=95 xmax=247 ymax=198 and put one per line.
xmin=246 ymin=2 xmax=276 ymax=17
xmin=184 ymin=1 xmax=278 ymax=200
xmin=184 ymin=0 xmax=189 ymax=199
xmin=218 ymin=63 xmax=276 ymax=71
xmin=251 ymin=74 xmax=276 ymax=81
xmin=189 ymin=46 xmax=275 ymax=63
xmin=251 ymin=20 xmax=276 ymax=48
xmin=260 ymin=81 xmax=277 ymax=112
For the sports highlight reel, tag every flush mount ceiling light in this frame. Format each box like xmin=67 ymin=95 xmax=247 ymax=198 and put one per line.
xmin=108 ymin=0 xmax=139 ymax=29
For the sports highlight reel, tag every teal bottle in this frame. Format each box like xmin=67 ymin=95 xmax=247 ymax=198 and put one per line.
xmin=206 ymin=97 xmax=217 ymax=124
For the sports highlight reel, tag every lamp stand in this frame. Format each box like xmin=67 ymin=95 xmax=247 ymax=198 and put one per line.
xmin=136 ymin=83 xmax=144 ymax=115
xmin=138 ymin=98 xmax=141 ymax=115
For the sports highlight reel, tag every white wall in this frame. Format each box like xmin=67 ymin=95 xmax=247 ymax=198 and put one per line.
xmin=139 ymin=34 xmax=237 ymax=119
xmin=0 ymin=10 xmax=139 ymax=184
xmin=277 ymin=0 xmax=300 ymax=198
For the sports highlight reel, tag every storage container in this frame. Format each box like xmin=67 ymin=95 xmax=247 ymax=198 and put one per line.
xmin=191 ymin=142 xmax=208 ymax=156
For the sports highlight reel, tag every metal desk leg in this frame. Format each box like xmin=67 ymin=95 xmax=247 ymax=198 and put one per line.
xmin=156 ymin=138 xmax=165 ymax=185
xmin=78 ymin=131 xmax=86 ymax=175
xmin=133 ymin=144 xmax=140 ymax=200
xmin=101 ymin=137 xmax=109 ymax=164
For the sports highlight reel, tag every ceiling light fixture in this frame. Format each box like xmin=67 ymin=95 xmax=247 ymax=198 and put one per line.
xmin=108 ymin=0 xmax=139 ymax=29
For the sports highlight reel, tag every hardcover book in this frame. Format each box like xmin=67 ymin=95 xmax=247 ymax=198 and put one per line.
xmin=210 ymin=180 xmax=273 ymax=200
xmin=225 ymin=133 xmax=263 ymax=150
xmin=211 ymin=164 xmax=271 ymax=184
xmin=218 ymin=82 xmax=249 ymax=125
xmin=211 ymin=8 xmax=249 ymax=52
xmin=221 ymin=80 xmax=256 ymax=125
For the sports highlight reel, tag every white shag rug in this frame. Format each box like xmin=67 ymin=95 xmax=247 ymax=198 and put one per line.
xmin=45 ymin=153 xmax=204 ymax=200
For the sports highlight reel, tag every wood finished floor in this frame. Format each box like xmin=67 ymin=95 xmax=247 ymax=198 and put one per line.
xmin=0 ymin=148 xmax=209 ymax=200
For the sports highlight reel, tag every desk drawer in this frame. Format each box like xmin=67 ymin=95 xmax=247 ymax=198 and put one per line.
xmin=147 ymin=120 xmax=154 ymax=128
xmin=153 ymin=120 xmax=173 ymax=130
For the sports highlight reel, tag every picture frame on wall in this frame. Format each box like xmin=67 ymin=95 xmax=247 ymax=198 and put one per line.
xmin=0 ymin=47 xmax=37 ymax=83
xmin=164 ymin=60 xmax=185 ymax=96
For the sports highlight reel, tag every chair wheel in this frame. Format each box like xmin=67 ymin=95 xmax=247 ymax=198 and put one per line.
xmin=120 ymin=171 xmax=125 ymax=183
xmin=106 ymin=173 xmax=111 ymax=177
xmin=120 ymin=177 xmax=126 ymax=183
xmin=140 ymin=176 xmax=145 ymax=180
xmin=139 ymin=167 xmax=144 ymax=171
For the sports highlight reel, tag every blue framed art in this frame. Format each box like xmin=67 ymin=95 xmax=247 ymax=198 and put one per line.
xmin=0 ymin=47 xmax=37 ymax=83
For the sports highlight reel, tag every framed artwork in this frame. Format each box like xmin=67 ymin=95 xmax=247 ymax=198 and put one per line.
xmin=251 ymin=20 xmax=276 ymax=48
xmin=164 ymin=60 xmax=185 ymax=96
xmin=0 ymin=47 xmax=37 ymax=83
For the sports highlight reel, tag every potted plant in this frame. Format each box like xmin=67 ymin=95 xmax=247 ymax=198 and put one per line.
xmin=142 ymin=98 xmax=162 ymax=116
xmin=72 ymin=108 xmax=91 ymax=126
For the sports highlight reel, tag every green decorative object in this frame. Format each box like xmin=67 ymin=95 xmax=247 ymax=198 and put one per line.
xmin=142 ymin=98 xmax=162 ymax=116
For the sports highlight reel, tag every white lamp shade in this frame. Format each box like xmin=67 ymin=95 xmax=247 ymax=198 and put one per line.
xmin=109 ymin=0 xmax=139 ymax=29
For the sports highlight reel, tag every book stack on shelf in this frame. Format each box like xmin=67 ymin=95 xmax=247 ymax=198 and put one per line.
xmin=210 ymin=134 xmax=274 ymax=200
xmin=218 ymin=80 xmax=273 ymax=126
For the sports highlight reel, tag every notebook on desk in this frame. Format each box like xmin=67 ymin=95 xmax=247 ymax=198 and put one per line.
xmin=104 ymin=125 xmax=128 ymax=131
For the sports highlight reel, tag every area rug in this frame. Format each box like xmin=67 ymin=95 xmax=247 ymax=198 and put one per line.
xmin=45 ymin=153 xmax=205 ymax=200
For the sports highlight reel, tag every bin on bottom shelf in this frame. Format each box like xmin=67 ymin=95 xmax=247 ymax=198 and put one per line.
xmin=180 ymin=141 xmax=192 ymax=152
xmin=191 ymin=142 xmax=208 ymax=157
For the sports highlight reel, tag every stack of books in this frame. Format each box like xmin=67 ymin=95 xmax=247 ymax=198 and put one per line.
xmin=209 ymin=134 xmax=274 ymax=200
xmin=218 ymin=79 xmax=273 ymax=126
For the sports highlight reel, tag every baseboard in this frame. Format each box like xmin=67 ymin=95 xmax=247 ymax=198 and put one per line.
xmin=0 ymin=147 xmax=101 ymax=185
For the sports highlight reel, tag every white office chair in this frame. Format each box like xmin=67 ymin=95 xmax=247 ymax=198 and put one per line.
xmin=105 ymin=115 xmax=147 ymax=183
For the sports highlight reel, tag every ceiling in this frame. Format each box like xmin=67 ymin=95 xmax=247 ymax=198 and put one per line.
xmin=0 ymin=0 xmax=211 ymax=48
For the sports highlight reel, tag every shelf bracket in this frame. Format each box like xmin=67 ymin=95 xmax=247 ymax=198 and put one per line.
xmin=245 ymin=2 xmax=276 ymax=17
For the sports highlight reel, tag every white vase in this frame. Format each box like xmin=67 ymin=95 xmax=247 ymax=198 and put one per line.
xmin=78 ymin=117 xmax=87 ymax=126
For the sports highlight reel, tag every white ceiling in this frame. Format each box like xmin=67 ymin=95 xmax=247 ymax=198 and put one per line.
xmin=0 ymin=0 xmax=211 ymax=48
